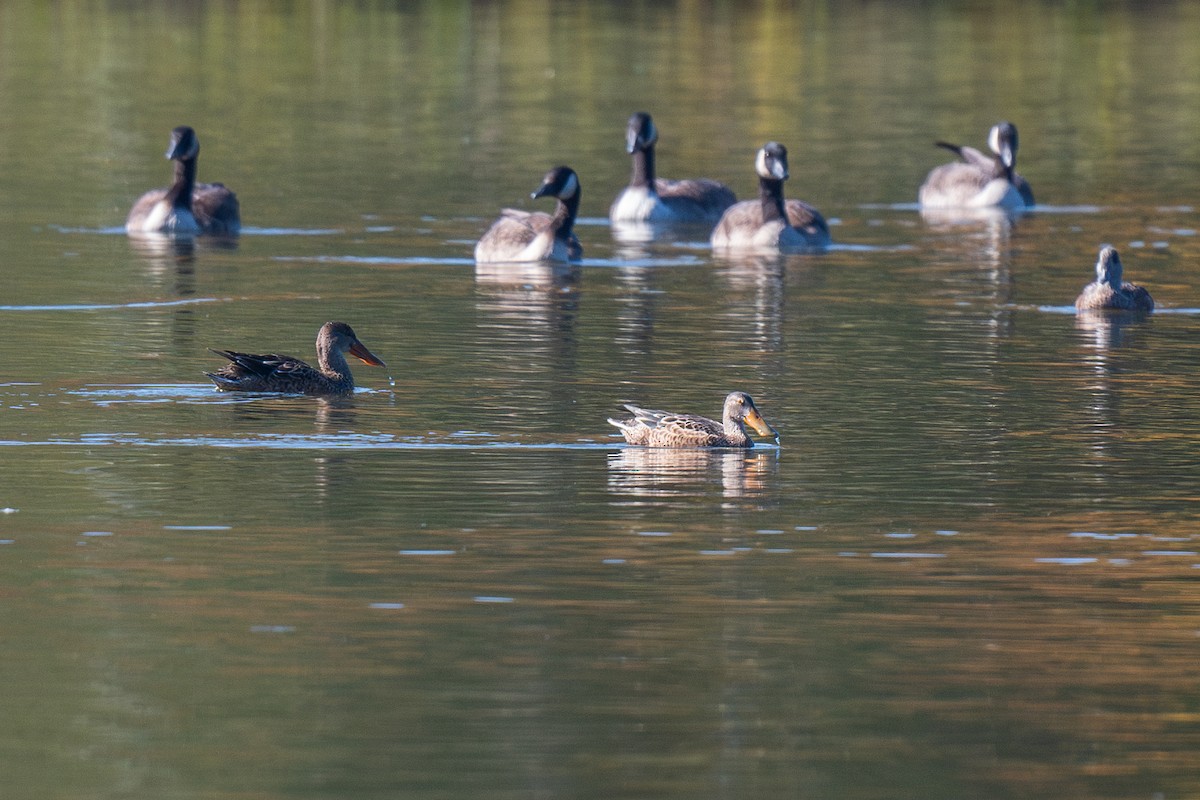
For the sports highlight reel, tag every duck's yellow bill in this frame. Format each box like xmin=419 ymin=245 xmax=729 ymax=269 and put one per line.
xmin=745 ymin=408 xmax=778 ymax=440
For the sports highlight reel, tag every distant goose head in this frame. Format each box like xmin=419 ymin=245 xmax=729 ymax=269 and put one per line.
xmin=531 ymin=166 xmax=580 ymax=203
xmin=165 ymin=125 xmax=200 ymax=163
xmin=755 ymin=142 xmax=790 ymax=182
xmin=988 ymin=121 xmax=1019 ymax=170
xmin=1095 ymin=246 xmax=1124 ymax=289
xmin=625 ymin=111 xmax=659 ymax=154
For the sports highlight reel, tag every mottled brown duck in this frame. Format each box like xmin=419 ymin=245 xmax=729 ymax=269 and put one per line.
xmin=608 ymin=391 xmax=779 ymax=448
xmin=205 ymin=321 xmax=386 ymax=395
xmin=1075 ymin=246 xmax=1154 ymax=313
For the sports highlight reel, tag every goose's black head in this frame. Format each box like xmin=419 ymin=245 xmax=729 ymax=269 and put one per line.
xmin=531 ymin=166 xmax=581 ymax=201
xmin=755 ymin=142 xmax=789 ymax=182
xmin=165 ymin=126 xmax=200 ymax=162
xmin=988 ymin=121 xmax=1019 ymax=169
xmin=625 ymin=111 xmax=658 ymax=154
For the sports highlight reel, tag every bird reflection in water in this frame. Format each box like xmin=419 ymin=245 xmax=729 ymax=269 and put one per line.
xmin=1074 ymin=309 xmax=1147 ymax=354
xmin=128 ymin=233 xmax=242 ymax=361
xmin=609 ymin=219 xmax=715 ymax=260
xmin=128 ymin=232 xmax=239 ymax=296
xmin=128 ymin=233 xmax=198 ymax=295
xmin=1071 ymin=309 xmax=1156 ymax=486
xmin=917 ymin=203 xmax=1024 ymax=231
xmin=712 ymin=253 xmax=789 ymax=354
xmin=474 ymin=260 xmax=581 ymax=328
xmin=474 ymin=260 xmax=581 ymax=416
xmin=606 ymin=447 xmax=778 ymax=504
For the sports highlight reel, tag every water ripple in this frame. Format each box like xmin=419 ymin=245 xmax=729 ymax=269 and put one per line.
xmin=0 ymin=298 xmax=224 ymax=312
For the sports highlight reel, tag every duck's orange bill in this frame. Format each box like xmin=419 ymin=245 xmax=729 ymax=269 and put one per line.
xmin=349 ymin=341 xmax=387 ymax=367
xmin=745 ymin=408 xmax=778 ymax=439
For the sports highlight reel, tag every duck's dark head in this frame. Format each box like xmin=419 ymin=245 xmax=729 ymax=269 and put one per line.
xmin=755 ymin=142 xmax=789 ymax=182
xmin=1095 ymin=246 xmax=1123 ymax=289
xmin=165 ymin=126 xmax=200 ymax=162
xmin=320 ymin=321 xmax=387 ymax=367
xmin=988 ymin=121 xmax=1019 ymax=169
xmin=531 ymin=166 xmax=581 ymax=202
xmin=625 ymin=112 xmax=658 ymax=154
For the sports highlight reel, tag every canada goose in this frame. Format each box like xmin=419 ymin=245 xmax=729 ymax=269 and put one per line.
xmin=710 ymin=142 xmax=830 ymax=252
xmin=126 ymin=126 xmax=241 ymax=235
xmin=1075 ymin=246 xmax=1154 ymax=313
xmin=474 ymin=166 xmax=583 ymax=263
xmin=609 ymin=112 xmax=737 ymax=224
xmin=919 ymin=121 xmax=1030 ymax=209
xmin=608 ymin=391 xmax=779 ymax=448
xmin=205 ymin=321 xmax=386 ymax=395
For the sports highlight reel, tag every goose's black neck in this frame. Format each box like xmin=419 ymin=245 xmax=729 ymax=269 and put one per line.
xmin=991 ymin=154 xmax=1014 ymax=183
xmin=553 ymin=189 xmax=581 ymax=241
xmin=629 ymin=145 xmax=657 ymax=189
xmin=166 ymin=157 xmax=197 ymax=211
xmin=758 ymin=177 xmax=788 ymax=224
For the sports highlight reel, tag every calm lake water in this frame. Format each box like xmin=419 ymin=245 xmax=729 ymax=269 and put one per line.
xmin=3 ymin=2 xmax=1200 ymax=798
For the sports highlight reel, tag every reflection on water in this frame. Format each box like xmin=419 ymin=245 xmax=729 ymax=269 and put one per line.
xmin=606 ymin=447 xmax=779 ymax=505
xmin=713 ymin=254 xmax=788 ymax=353
xmin=473 ymin=259 xmax=581 ymax=294
xmin=1074 ymin=308 xmax=1150 ymax=353
xmin=918 ymin=204 xmax=1025 ymax=230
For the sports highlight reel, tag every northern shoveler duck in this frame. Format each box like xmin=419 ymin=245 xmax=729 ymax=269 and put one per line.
xmin=205 ymin=321 xmax=386 ymax=395
xmin=919 ymin=121 xmax=1032 ymax=209
xmin=711 ymin=142 xmax=830 ymax=252
xmin=608 ymin=391 xmax=779 ymax=448
xmin=609 ymin=112 xmax=737 ymax=225
xmin=127 ymin=126 xmax=241 ymax=236
xmin=474 ymin=166 xmax=583 ymax=263
xmin=1075 ymin=246 xmax=1154 ymax=313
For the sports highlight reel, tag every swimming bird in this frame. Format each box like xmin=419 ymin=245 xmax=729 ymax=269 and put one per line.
xmin=474 ymin=166 xmax=582 ymax=263
xmin=1074 ymin=246 xmax=1154 ymax=313
xmin=608 ymin=391 xmax=779 ymax=448
xmin=919 ymin=121 xmax=1030 ymax=209
xmin=205 ymin=321 xmax=386 ymax=395
xmin=711 ymin=142 xmax=830 ymax=252
xmin=126 ymin=126 xmax=241 ymax=235
xmin=609 ymin=112 xmax=737 ymax=225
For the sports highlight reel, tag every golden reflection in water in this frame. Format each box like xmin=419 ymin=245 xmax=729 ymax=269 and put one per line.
xmin=606 ymin=447 xmax=778 ymax=504
xmin=1072 ymin=309 xmax=1151 ymax=481
xmin=1074 ymin=308 xmax=1146 ymax=354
